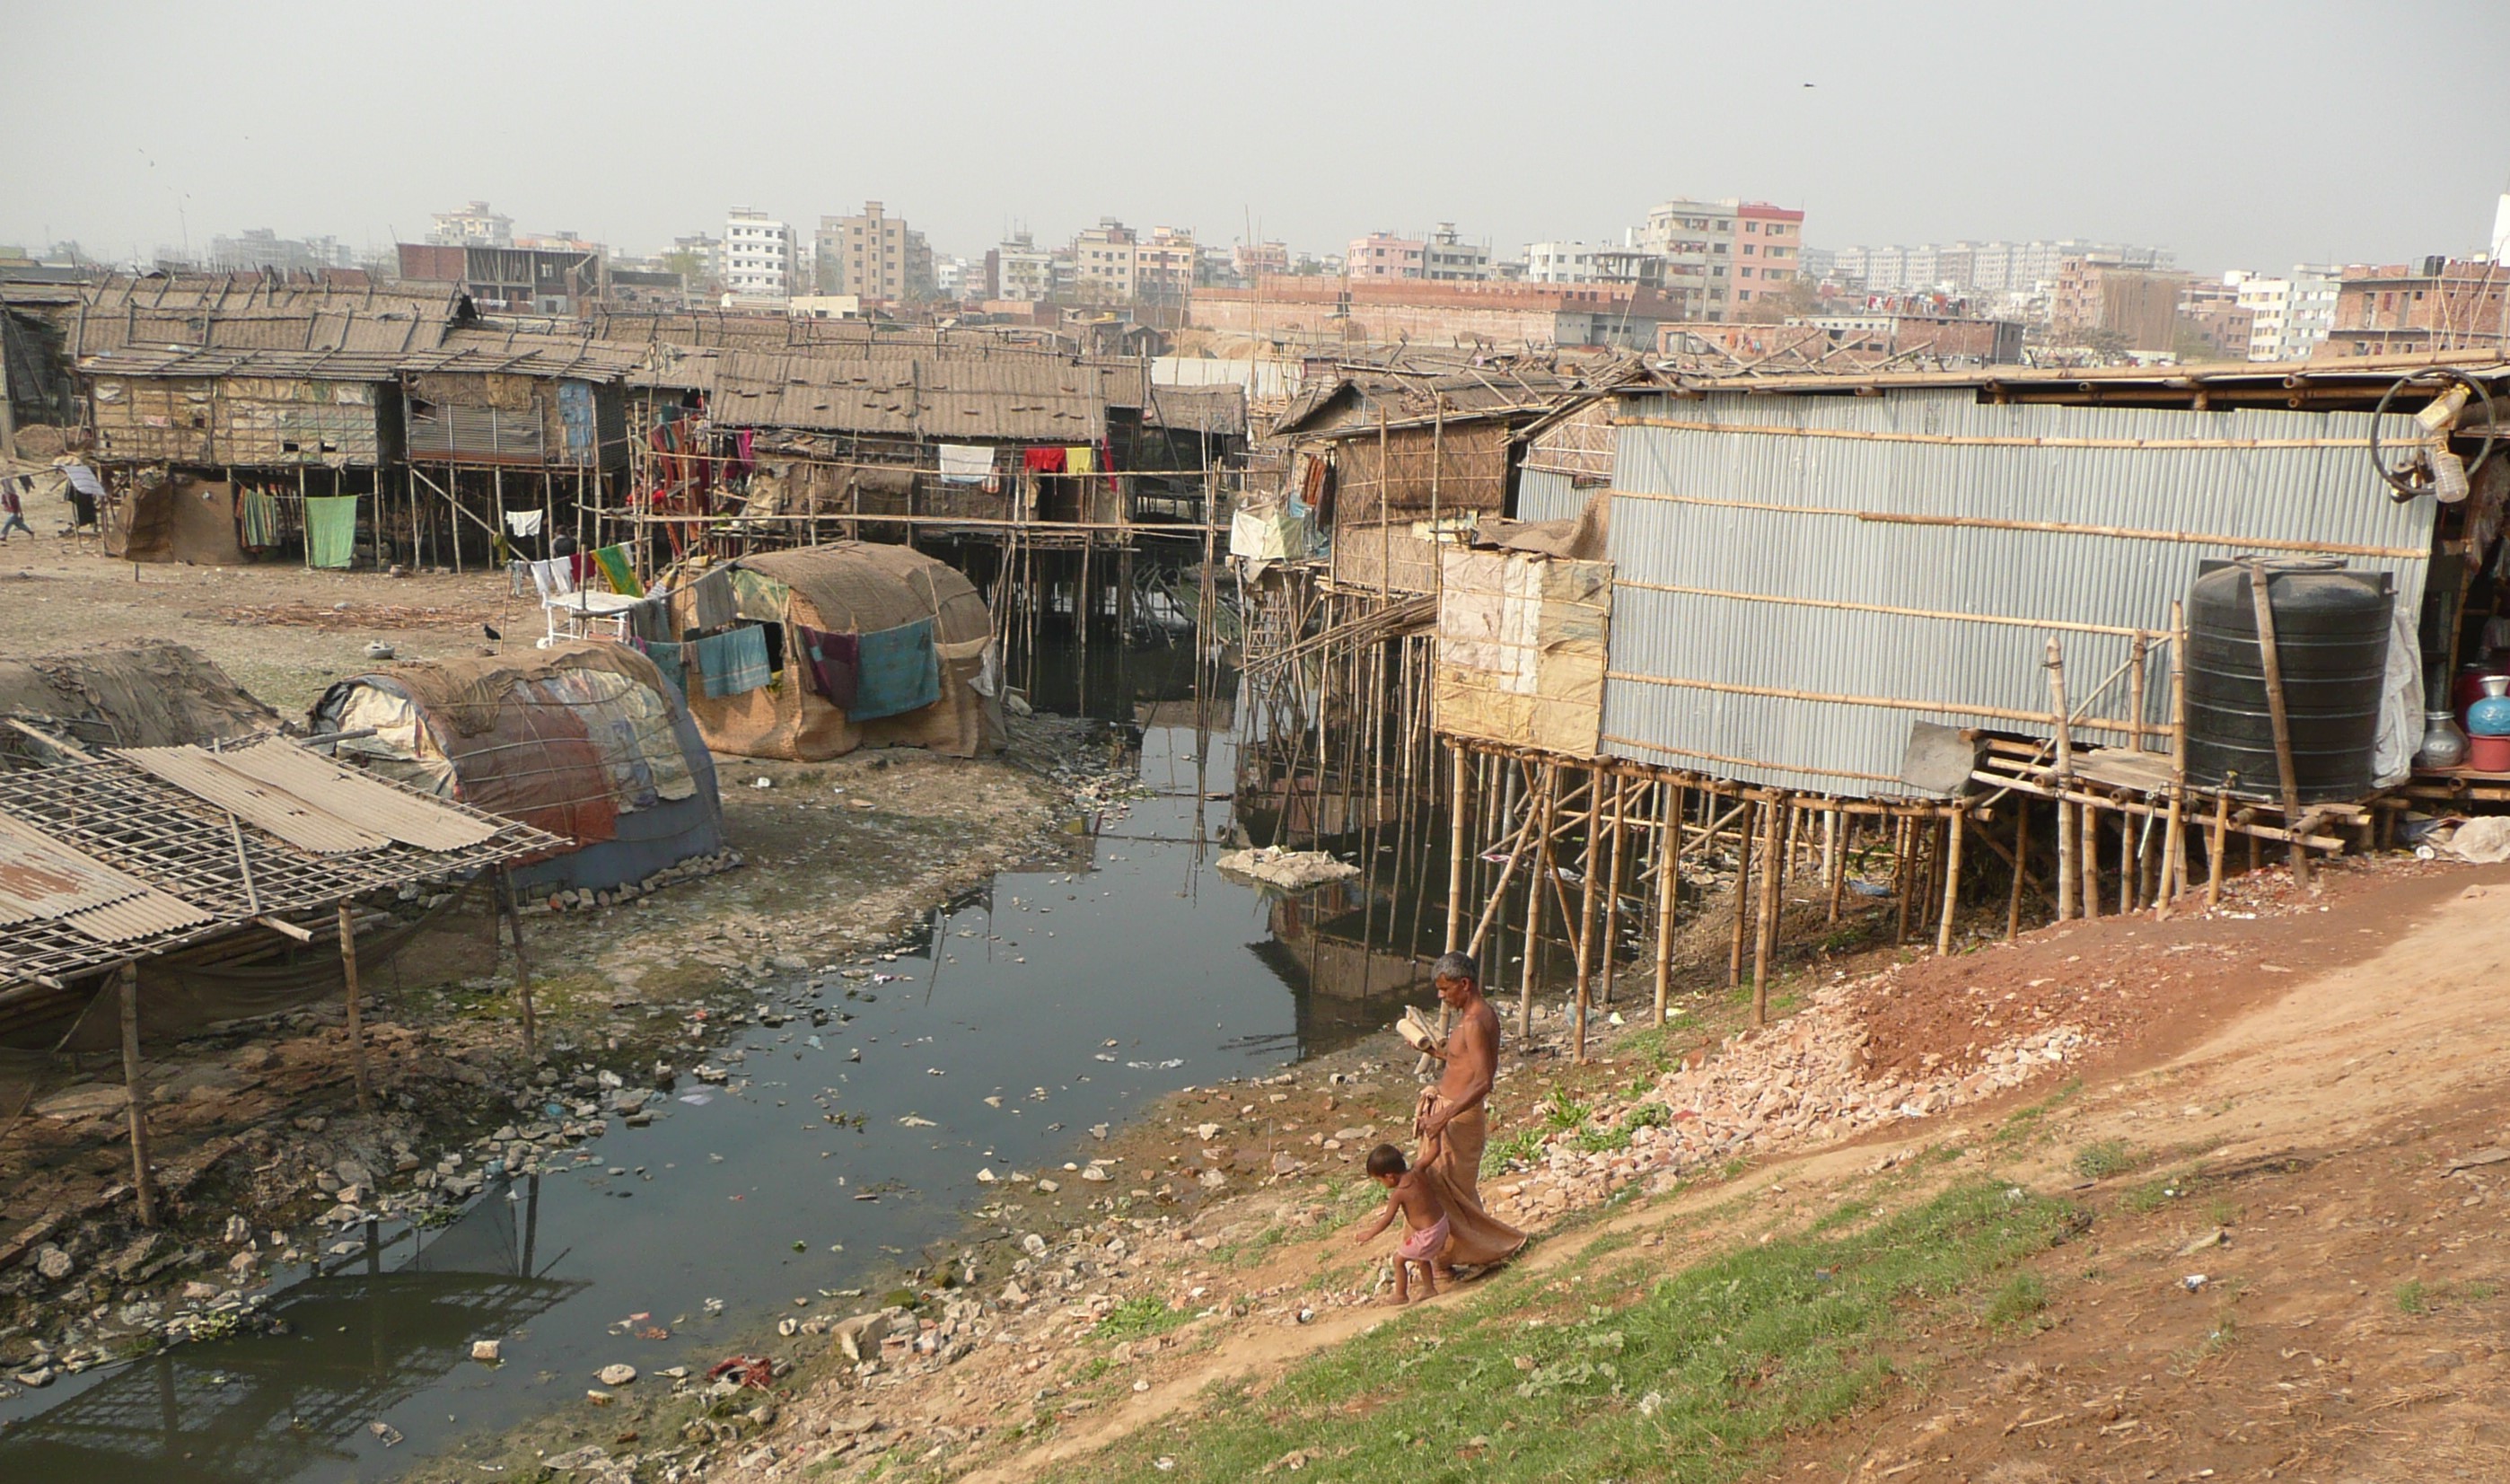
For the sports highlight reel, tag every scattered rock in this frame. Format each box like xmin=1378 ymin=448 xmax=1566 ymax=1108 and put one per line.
xmin=597 ymin=1363 xmax=637 ymax=1387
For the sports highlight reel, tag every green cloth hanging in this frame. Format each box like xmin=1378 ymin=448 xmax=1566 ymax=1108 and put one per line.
xmin=593 ymin=545 xmax=644 ymax=598
xmin=303 ymin=496 xmax=358 ymax=569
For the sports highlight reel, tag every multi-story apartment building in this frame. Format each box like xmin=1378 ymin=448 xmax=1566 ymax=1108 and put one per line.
xmin=1635 ymin=198 xmax=1804 ymax=321
xmin=1135 ymin=227 xmax=1197 ymax=303
xmin=1346 ymin=232 xmax=1426 ymax=281
xmin=1842 ymin=238 xmax=2174 ymax=300
xmin=1233 ymin=241 xmax=1290 ymax=280
xmin=208 ymin=229 xmax=356 ymax=274
xmin=722 ymin=208 xmax=796 ymax=299
xmin=428 ymin=201 xmax=513 ymax=249
xmin=2321 ymin=257 xmax=2510 ymax=357
xmin=1421 ymin=224 xmax=1492 ymax=281
xmin=2051 ymin=255 xmax=2187 ymax=351
xmin=1073 ymin=219 xmax=1140 ymax=299
xmin=816 ymin=201 xmax=931 ymax=302
xmin=991 ymin=233 xmax=1055 ymax=304
xmin=2223 ymin=267 xmax=2341 ymax=362
xmin=1524 ymin=241 xmax=1603 ymax=284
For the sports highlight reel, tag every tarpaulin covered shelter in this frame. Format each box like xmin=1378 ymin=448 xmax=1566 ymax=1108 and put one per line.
xmin=310 ymin=641 xmax=723 ymax=893
xmin=0 ymin=643 xmax=279 ymax=760
xmin=657 ymin=542 xmax=1002 ymax=760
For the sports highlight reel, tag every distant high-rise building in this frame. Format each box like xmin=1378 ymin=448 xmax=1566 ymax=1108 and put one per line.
xmin=428 ymin=201 xmax=513 ymax=249
xmin=1839 ymin=237 xmax=2172 ymax=300
xmin=723 ymin=208 xmax=796 ymax=299
xmin=817 ymin=200 xmax=930 ymax=302
xmin=208 ymin=228 xmax=355 ymax=274
xmin=1523 ymin=241 xmax=1603 ymax=284
xmin=1233 ymin=241 xmax=1290 ymax=280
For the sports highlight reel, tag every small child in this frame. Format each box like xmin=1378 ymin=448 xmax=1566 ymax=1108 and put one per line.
xmin=1351 ymin=1143 xmax=1449 ymax=1304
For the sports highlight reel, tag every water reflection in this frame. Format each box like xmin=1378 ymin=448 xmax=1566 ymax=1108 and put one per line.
xmin=0 ymin=1184 xmax=581 ymax=1484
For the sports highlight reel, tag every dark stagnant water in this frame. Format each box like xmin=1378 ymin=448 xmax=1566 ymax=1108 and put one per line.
xmin=0 ymin=644 xmax=1457 ymax=1483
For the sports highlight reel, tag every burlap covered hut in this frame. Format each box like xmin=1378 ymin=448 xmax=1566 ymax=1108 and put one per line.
xmin=310 ymin=641 xmax=724 ymax=893
xmin=657 ymin=543 xmax=1001 ymax=760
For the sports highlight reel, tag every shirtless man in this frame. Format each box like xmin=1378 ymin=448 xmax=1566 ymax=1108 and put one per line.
xmin=1350 ymin=1143 xmax=1448 ymax=1304
xmin=1409 ymin=950 xmax=1528 ymax=1271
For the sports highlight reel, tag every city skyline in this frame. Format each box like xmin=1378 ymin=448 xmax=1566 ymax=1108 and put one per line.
xmin=6 ymin=0 xmax=2508 ymax=277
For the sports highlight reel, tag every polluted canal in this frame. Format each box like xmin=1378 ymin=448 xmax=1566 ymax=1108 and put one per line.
xmin=0 ymin=666 xmax=1449 ymax=1483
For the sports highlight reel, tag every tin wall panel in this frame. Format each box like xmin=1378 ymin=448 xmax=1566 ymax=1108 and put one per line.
xmin=1598 ymin=389 xmax=2435 ymax=796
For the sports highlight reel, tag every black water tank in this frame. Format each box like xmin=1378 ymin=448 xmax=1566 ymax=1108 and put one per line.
xmin=2183 ymin=558 xmax=2392 ymax=803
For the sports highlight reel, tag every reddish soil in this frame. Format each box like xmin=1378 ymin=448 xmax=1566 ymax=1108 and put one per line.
xmin=1847 ymin=855 xmax=2479 ymax=1088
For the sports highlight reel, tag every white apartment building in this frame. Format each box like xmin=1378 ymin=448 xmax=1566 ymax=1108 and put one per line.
xmin=723 ymin=208 xmax=796 ymax=299
xmin=995 ymin=233 xmax=1054 ymax=303
xmin=428 ymin=200 xmax=513 ymax=249
xmin=2224 ymin=266 xmax=2341 ymax=362
xmin=1842 ymin=238 xmax=2173 ymax=296
xmin=1523 ymin=241 xmax=1602 ymax=284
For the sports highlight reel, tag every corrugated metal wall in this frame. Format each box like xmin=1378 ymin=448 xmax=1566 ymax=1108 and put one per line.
xmin=1595 ymin=388 xmax=2436 ymax=796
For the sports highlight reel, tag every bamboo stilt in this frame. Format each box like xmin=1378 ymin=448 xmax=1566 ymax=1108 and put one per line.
xmin=2207 ymin=791 xmax=2231 ymax=907
xmin=1598 ymin=774 xmax=1628 ymax=1008
xmin=1572 ymin=773 xmax=1600 ymax=1064
xmin=1727 ymin=795 xmax=1757 ymax=988
xmin=1937 ymin=807 xmax=1966 ymax=955
xmin=1653 ymin=781 xmax=1681 ymax=1026
xmin=1520 ymin=767 xmax=1557 ymax=1040
xmin=1751 ymin=797 xmax=1785 ymax=1027
xmin=119 ymin=962 xmax=157 ymax=1228
xmin=2006 ymin=802 xmax=2029 ymax=939
xmin=2048 ymin=638 xmax=2076 ymax=921
xmin=338 ymin=900 xmax=370 ymax=1113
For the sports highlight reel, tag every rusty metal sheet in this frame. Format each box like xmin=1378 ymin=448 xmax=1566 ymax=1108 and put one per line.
xmin=210 ymin=739 xmax=498 ymax=853
xmin=0 ymin=811 xmax=146 ymax=925
xmin=112 ymin=746 xmax=391 ymax=855
xmin=0 ymin=811 xmax=212 ymax=942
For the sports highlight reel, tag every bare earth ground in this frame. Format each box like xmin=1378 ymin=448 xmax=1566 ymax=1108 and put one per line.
xmin=601 ymin=856 xmax=2510 ymax=1484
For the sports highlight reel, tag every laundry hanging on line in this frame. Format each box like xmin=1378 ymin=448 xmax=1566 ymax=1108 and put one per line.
xmin=1022 ymin=446 xmax=1066 ymax=474
xmin=695 ymin=625 xmax=772 ymax=698
xmin=592 ymin=543 xmax=643 ymax=598
xmin=850 ymin=616 xmax=940 ymax=720
xmin=937 ymin=444 xmax=993 ymax=486
xmin=503 ymin=508 xmax=545 ymax=538
xmin=303 ymin=496 xmax=358 ymax=569
xmin=794 ymin=624 xmax=860 ymax=709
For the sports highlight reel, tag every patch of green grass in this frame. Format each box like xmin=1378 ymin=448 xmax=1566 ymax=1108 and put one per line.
xmin=1980 ymin=1271 xmax=2048 ymax=1330
xmin=1575 ymin=1102 xmax=1672 ymax=1155
xmin=1095 ymin=1296 xmax=1195 ymax=1342
xmin=2072 ymin=1139 xmax=2140 ymax=1181
xmin=1484 ymin=1128 xmax=1543 ymax=1175
xmin=1049 ymin=1181 xmax=2081 ymax=1484
xmin=2120 ymin=1170 xmax=2197 ymax=1215
xmin=2457 ymin=1280 xmax=2498 ymax=1304
xmin=1222 ymin=1224 xmax=1287 ymax=1269
xmin=1988 ymin=1079 xmax=2079 ymax=1153
xmin=1540 ymin=1087 xmax=1594 ymax=1132
xmin=2395 ymin=1280 xmax=2428 ymax=1315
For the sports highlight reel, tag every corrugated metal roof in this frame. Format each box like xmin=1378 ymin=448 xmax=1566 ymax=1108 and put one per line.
xmin=698 ymin=351 xmax=1107 ymax=442
xmin=114 ymin=746 xmax=391 ymax=855
xmin=0 ymin=811 xmax=212 ymax=943
xmin=78 ymin=328 xmax=650 ymax=384
xmin=207 ymin=738 xmax=499 ymax=852
xmin=1590 ymin=386 xmax=2437 ymax=798
xmin=1143 ymin=382 xmax=1247 ymax=436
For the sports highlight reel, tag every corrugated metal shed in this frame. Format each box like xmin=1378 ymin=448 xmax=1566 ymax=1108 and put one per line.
xmin=699 ymin=352 xmax=1107 ymax=442
xmin=115 ymin=745 xmax=392 ymax=854
xmin=1587 ymin=386 xmax=2439 ymax=797
xmin=0 ymin=812 xmax=214 ymax=943
xmin=207 ymin=737 xmax=501 ymax=851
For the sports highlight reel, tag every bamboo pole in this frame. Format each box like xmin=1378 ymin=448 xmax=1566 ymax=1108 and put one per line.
xmin=1826 ymin=808 xmax=1851 ymax=923
xmin=1443 ymin=741 xmax=1469 ymax=954
xmin=1893 ymin=816 xmax=1917 ymax=944
xmin=2158 ymin=601 xmax=2189 ymax=918
xmin=338 ymin=901 xmax=370 ymax=1114
xmin=1727 ymin=794 xmax=1757 ymax=988
xmin=2048 ymin=637 xmax=2076 ymax=921
xmin=1936 ymin=806 xmax=1966 ymax=955
xmin=2207 ymin=790 xmax=2231 ymax=907
xmin=2244 ymin=561 xmax=2312 ymax=886
xmin=1751 ymin=797 xmax=1786 ymax=1028
xmin=1598 ymin=774 xmax=1629 ymax=1008
xmin=2006 ymin=802 xmax=2029 ymax=940
xmin=118 ymin=962 xmax=156 ymax=1228
xmin=1653 ymin=781 xmax=1681 ymax=1026
xmin=1572 ymin=773 xmax=1601 ymax=1064
xmin=2081 ymin=800 xmax=2102 ymax=919
xmin=1520 ymin=766 xmax=1558 ymax=1040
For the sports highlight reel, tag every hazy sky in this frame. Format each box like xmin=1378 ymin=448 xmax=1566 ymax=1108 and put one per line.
xmin=6 ymin=0 xmax=2506 ymax=273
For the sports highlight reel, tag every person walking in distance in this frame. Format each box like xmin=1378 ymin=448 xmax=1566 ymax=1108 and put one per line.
xmin=1410 ymin=950 xmax=1528 ymax=1273
xmin=0 ymin=477 xmax=31 ymax=542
